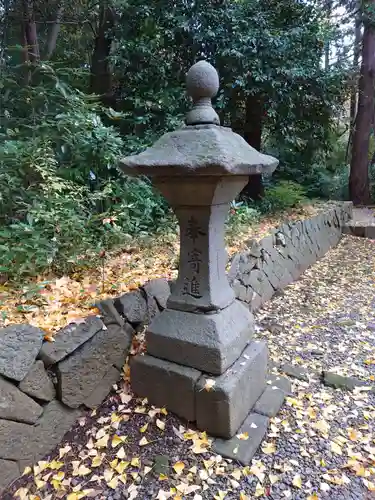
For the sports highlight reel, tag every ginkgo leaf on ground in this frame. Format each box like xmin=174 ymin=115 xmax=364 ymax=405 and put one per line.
xmin=292 ymin=474 xmax=302 ymax=488
xmin=262 ymin=442 xmax=276 ymax=454
xmin=173 ymin=462 xmax=185 ymax=475
xmin=95 ymin=434 xmax=109 ymax=448
xmin=156 ymin=419 xmax=165 ymax=430
xmin=112 ymin=435 xmax=126 ymax=447
xmin=255 ymin=483 xmax=265 ymax=497
xmin=331 ymin=441 xmax=343 ymax=455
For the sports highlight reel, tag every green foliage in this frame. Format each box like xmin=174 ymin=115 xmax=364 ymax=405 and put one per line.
xmin=0 ymin=0 xmax=353 ymax=281
xmin=226 ymin=201 xmax=261 ymax=238
xmin=0 ymin=76 xmax=172 ymax=281
xmin=258 ymin=181 xmax=308 ymax=213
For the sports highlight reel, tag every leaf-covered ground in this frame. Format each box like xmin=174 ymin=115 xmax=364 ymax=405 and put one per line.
xmin=0 ymin=205 xmax=320 ymax=334
xmin=3 ymin=233 xmax=375 ymax=500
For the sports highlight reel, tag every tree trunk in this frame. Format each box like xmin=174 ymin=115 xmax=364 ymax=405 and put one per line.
xmin=350 ymin=5 xmax=362 ymax=126
xmin=20 ymin=0 xmax=39 ymax=84
xmin=240 ymin=93 xmax=264 ymax=201
xmin=22 ymin=0 xmax=39 ymax=63
xmin=45 ymin=4 xmax=64 ymax=60
xmin=349 ymin=0 xmax=374 ymax=205
xmin=324 ymin=0 xmax=333 ymax=69
xmin=347 ymin=1 xmax=362 ymax=161
xmin=90 ymin=3 xmax=115 ymax=106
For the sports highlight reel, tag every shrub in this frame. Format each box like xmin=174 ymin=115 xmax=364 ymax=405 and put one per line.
xmin=226 ymin=201 xmax=261 ymax=238
xmin=258 ymin=181 xmax=308 ymax=213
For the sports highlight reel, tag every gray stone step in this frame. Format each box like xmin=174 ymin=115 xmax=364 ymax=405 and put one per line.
xmin=212 ymin=412 xmax=269 ymax=464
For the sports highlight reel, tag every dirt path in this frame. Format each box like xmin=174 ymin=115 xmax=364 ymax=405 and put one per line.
xmin=3 ymin=234 xmax=375 ymax=500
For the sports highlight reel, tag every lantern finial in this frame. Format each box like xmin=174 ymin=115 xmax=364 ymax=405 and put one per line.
xmin=185 ymin=60 xmax=220 ymax=126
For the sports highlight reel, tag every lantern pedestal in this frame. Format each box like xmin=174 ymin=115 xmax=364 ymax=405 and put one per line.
xmin=121 ymin=61 xmax=289 ymax=457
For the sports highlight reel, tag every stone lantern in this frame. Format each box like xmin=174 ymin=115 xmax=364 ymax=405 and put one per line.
xmin=120 ymin=61 xmax=284 ymax=460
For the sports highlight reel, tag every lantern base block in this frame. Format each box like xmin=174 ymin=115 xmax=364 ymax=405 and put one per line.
xmin=145 ymin=300 xmax=255 ymax=376
xmin=130 ymin=338 xmax=287 ymax=440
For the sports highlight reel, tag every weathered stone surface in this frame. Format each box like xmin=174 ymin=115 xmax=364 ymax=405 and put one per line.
xmin=245 ymin=271 xmax=274 ymax=303
xmin=322 ymin=371 xmax=369 ymax=391
xmin=0 ymin=459 xmax=20 ymax=492
xmin=261 ymin=234 xmax=275 ymax=253
xmin=0 ymin=376 xmax=43 ymax=424
xmin=96 ymin=298 xmax=125 ymax=326
xmin=57 ymin=323 xmax=133 ymax=408
xmin=261 ymin=258 xmax=281 ymax=290
xmin=32 ymin=400 xmax=81 ymax=463
xmin=147 ymin=300 xmax=255 ymax=375
xmin=281 ymin=363 xmax=309 ymax=382
xmin=131 ymin=354 xmax=201 ymax=422
xmin=248 ymin=240 xmax=262 ymax=258
xmin=161 ymin=180 xmax=243 ymax=314
xmin=266 ymin=374 xmax=292 ymax=395
xmin=232 ymin=279 xmax=254 ymax=304
xmin=85 ymin=366 xmax=121 ymax=409
xmin=145 ymin=294 xmax=160 ymax=323
xmin=212 ymin=412 xmax=269 ymax=464
xmin=254 ymin=386 xmax=285 ymax=417
xmin=19 ymin=360 xmax=55 ymax=402
xmin=195 ymin=341 xmax=268 ymax=438
xmin=251 ymin=292 xmax=262 ymax=312
xmin=275 ymin=231 xmax=286 ymax=246
xmin=365 ymin=226 xmax=375 ymax=239
xmin=0 ymin=325 xmax=44 ymax=382
xmin=120 ymin=124 xmax=278 ymax=177
xmin=39 ymin=316 xmax=104 ymax=366
xmin=0 ymin=419 xmax=34 ymax=461
xmin=142 ymin=278 xmax=171 ymax=309
xmin=115 ymin=290 xmax=148 ymax=324
xmin=239 ymin=255 xmax=258 ymax=275
xmin=0 ymin=400 xmax=80 ymax=463
xmin=152 ymin=455 xmax=169 ymax=477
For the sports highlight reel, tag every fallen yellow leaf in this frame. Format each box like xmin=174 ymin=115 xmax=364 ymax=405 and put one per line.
xmin=140 ymin=422 xmax=149 ymax=433
xmin=112 ymin=435 xmax=126 ymax=447
xmin=254 ymin=482 xmax=265 ymax=497
xmin=204 ymin=379 xmax=216 ymax=391
xmin=107 ymin=476 xmax=119 ymax=489
xmin=236 ymin=432 xmax=249 ymax=441
xmin=117 ymin=446 xmax=126 ymax=459
xmin=262 ymin=442 xmax=276 ymax=454
xmin=156 ymin=419 xmax=166 ymax=431
xmin=115 ymin=461 xmax=129 ymax=474
xmin=77 ymin=465 xmax=91 ymax=477
xmin=331 ymin=441 xmax=343 ymax=455
xmin=292 ymin=474 xmax=302 ymax=488
xmin=52 ymin=471 xmax=65 ymax=481
xmin=173 ymin=462 xmax=185 ymax=475
xmin=22 ymin=466 xmax=32 ymax=476
xmin=95 ymin=434 xmax=109 ymax=448
xmin=91 ymin=456 xmax=102 ymax=468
